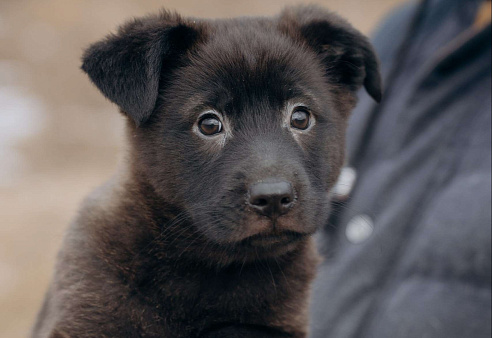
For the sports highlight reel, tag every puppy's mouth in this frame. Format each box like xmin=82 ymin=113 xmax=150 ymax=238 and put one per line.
xmin=237 ymin=230 xmax=308 ymax=248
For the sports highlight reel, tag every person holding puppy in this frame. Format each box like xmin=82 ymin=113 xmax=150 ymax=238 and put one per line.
xmin=310 ymin=0 xmax=491 ymax=337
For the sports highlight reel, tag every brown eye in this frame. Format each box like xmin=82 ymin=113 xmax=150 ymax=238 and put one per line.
xmin=198 ymin=115 xmax=223 ymax=135
xmin=290 ymin=108 xmax=310 ymax=130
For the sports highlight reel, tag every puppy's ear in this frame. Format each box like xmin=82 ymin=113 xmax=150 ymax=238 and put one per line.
xmin=82 ymin=11 xmax=202 ymax=126
xmin=279 ymin=6 xmax=382 ymax=102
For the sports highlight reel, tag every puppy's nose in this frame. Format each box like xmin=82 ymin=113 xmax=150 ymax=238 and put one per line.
xmin=248 ymin=180 xmax=295 ymax=219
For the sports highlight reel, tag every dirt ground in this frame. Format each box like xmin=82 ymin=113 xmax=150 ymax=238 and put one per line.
xmin=0 ymin=0 xmax=403 ymax=336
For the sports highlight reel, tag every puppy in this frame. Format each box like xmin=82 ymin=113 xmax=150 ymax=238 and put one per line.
xmin=32 ymin=5 xmax=381 ymax=338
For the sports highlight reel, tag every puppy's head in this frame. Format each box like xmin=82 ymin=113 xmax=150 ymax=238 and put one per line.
xmin=82 ymin=6 xmax=381 ymax=260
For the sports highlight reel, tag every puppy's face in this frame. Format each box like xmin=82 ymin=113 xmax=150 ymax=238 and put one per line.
xmin=82 ymin=7 xmax=381 ymax=259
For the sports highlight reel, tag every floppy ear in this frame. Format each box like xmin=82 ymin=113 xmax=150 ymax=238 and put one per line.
xmin=81 ymin=11 xmax=202 ymax=126
xmin=279 ymin=6 xmax=382 ymax=102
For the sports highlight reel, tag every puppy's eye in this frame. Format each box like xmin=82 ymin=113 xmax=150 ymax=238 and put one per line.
xmin=290 ymin=108 xmax=310 ymax=130
xmin=198 ymin=115 xmax=223 ymax=136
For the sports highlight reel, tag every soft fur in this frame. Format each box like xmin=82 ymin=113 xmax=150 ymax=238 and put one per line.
xmin=32 ymin=5 xmax=381 ymax=338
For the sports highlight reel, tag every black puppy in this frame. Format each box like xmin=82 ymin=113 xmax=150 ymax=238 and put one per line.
xmin=32 ymin=5 xmax=380 ymax=338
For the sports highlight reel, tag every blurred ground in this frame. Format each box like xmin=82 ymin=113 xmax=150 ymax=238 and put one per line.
xmin=0 ymin=0 xmax=404 ymax=336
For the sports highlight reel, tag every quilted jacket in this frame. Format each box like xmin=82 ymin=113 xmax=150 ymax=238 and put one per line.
xmin=310 ymin=0 xmax=492 ymax=337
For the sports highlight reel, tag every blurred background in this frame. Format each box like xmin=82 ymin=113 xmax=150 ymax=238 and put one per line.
xmin=0 ymin=0 xmax=404 ymax=336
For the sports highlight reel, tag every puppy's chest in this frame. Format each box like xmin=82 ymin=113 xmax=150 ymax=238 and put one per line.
xmin=132 ymin=262 xmax=292 ymax=336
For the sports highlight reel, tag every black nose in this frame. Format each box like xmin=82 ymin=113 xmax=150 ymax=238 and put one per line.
xmin=248 ymin=180 xmax=295 ymax=219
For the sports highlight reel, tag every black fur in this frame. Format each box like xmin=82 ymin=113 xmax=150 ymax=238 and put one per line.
xmin=81 ymin=12 xmax=203 ymax=126
xmin=279 ymin=6 xmax=382 ymax=102
xmin=33 ymin=5 xmax=381 ymax=338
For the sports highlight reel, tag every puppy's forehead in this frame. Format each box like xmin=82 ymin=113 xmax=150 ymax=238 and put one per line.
xmin=177 ymin=20 xmax=326 ymax=114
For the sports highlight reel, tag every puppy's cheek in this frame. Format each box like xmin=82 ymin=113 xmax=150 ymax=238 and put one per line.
xmin=190 ymin=209 xmax=240 ymax=244
xmin=312 ymin=196 xmax=331 ymax=230
xmin=292 ymin=192 xmax=327 ymax=231
xmin=290 ymin=208 xmax=318 ymax=234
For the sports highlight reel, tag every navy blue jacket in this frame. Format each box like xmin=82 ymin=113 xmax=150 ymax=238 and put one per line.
xmin=310 ymin=0 xmax=491 ymax=337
